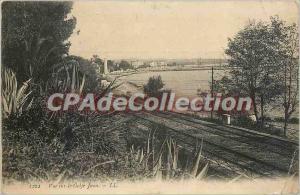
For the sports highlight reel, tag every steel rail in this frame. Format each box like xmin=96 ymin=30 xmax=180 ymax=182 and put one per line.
xmin=133 ymin=112 xmax=291 ymax=175
xmin=151 ymin=111 xmax=297 ymax=156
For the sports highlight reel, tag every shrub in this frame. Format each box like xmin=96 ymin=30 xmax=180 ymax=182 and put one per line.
xmin=264 ymin=116 xmax=272 ymax=122
xmin=289 ymin=117 xmax=299 ymax=124
xmin=232 ymin=115 xmax=256 ymax=128
xmin=274 ymin=117 xmax=285 ymax=122
xmin=2 ymin=110 xmax=128 ymax=182
xmin=273 ymin=117 xmax=299 ymax=124
xmin=119 ymin=60 xmax=134 ymax=70
xmin=143 ymin=75 xmax=164 ymax=97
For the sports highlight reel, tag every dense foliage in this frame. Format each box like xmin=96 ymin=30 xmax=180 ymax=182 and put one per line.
xmin=143 ymin=75 xmax=165 ymax=97
xmin=2 ymin=2 xmax=205 ymax=183
xmin=215 ymin=16 xmax=299 ymax=134
xmin=2 ymin=1 xmax=76 ymax=84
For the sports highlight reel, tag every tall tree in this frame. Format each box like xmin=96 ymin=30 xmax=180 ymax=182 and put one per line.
xmin=224 ymin=17 xmax=288 ymax=126
xmin=272 ymin=18 xmax=299 ymax=136
xmin=2 ymin=1 xmax=76 ymax=84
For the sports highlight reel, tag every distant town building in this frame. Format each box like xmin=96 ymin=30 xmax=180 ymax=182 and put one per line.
xmin=159 ymin=61 xmax=167 ymax=66
xmin=149 ymin=61 xmax=167 ymax=67
xmin=132 ymin=60 xmax=144 ymax=68
xmin=129 ymin=60 xmax=168 ymax=68
xmin=149 ymin=61 xmax=157 ymax=67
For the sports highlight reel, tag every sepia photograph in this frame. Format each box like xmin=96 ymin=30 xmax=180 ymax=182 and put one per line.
xmin=1 ymin=0 xmax=299 ymax=194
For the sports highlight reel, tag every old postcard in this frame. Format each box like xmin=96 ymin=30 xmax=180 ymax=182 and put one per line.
xmin=1 ymin=0 xmax=299 ymax=194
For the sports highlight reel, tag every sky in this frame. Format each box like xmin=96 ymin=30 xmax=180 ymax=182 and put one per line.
xmin=68 ymin=0 xmax=298 ymax=60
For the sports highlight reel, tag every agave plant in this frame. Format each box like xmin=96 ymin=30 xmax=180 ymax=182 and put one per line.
xmin=46 ymin=60 xmax=85 ymax=94
xmin=129 ymin=135 xmax=209 ymax=180
xmin=2 ymin=68 xmax=33 ymax=118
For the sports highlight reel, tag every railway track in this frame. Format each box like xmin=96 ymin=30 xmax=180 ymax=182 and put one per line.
xmin=164 ymin=111 xmax=298 ymax=145
xmin=127 ymin=111 xmax=298 ymax=177
xmin=156 ymin=111 xmax=298 ymax=154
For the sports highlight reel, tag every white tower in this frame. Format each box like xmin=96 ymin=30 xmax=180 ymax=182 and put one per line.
xmin=103 ymin=58 xmax=108 ymax=74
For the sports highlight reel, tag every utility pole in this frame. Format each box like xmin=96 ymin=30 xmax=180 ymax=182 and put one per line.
xmin=283 ymin=61 xmax=287 ymax=136
xmin=211 ymin=66 xmax=214 ymax=119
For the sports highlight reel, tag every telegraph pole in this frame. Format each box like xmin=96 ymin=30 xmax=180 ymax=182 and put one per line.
xmin=211 ymin=66 xmax=214 ymax=119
